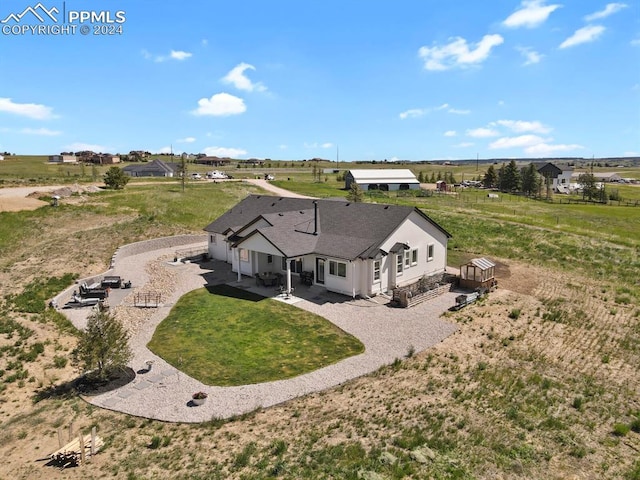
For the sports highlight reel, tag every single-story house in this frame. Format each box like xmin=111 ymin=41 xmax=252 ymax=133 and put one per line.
xmin=204 ymin=195 xmax=451 ymax=298
xmin=49 ymin=154 xmax=77 ymax=163
xmin=345 ymin=169 xmax=420 ymax=191
xmin=535 ymin=162 xmax=573 ymax=192
xmin=123 ymin=159 xmax=180 ymax=177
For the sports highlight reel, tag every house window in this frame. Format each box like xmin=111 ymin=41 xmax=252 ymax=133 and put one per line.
xmin=239 ymin=249 xmax=249 ymax=262
xmin=210 ymin=234 xmax=216 ymax=244
xmin=405 ymin=250 xmax=411 ymax=268
xmin=373 ymin=260 xmax=381 ymax=282
xmin=267 ymin=255 xmax=273 ymax=264
xmin=329 ymin=260 xmax=347 ymax=278
xmin=411 ymin=249 xmax=418 ymax=266
xmin=396 ymin=254 xmax=403 ymax=275
xmin=427 ymin=244 xmax=434 ymax=262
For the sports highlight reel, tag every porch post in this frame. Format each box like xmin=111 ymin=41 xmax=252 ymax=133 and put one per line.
xmin=286 ymin=258 xmax=292 ymax=295
xmin=236 ymin=248 xmax=242 ymax=282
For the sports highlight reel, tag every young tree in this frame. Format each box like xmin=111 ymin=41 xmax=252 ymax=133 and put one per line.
xmin=346 ymin=182 xmax=364 ymax=203
xmin=103 ymin=166 xmax=129 ymax=190
xmin=500 ymin=160 xmax=521 ymax=192
xmin=521 ymin=163 xmax=541 ymax=197
xmin=429 ymin=172 xmax=436 ymax=183
xmin=179 ymin=156 xmax=187 ymax=192
xmin=73 ymin=310 xmax=132 ymax=380
xmin=578 ymin=172 xmax=598 ymax=201
xmin=417 ymin=171 xmax=425 ymax=183
xmin=483 ymin=165 xmax=497 ymax=188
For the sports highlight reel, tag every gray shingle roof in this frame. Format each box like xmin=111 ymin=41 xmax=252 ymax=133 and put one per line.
xmin=204 ymin=195 xmax=451 ymax=260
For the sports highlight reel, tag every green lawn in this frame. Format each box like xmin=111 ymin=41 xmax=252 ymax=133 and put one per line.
xmin=147 ymin=285 xmax=364 ymax=386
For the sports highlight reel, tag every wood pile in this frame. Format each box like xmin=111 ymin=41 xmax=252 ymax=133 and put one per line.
xmin=46 ymin=432 xmax=103 ymax=469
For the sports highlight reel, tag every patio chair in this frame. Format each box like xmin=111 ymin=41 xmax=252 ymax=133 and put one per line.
xmin=255 ymin=273 xmax=264 ymax=287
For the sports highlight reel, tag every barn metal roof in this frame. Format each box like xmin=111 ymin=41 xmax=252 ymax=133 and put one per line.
xmin=348 ymin=169 xmax=419 ymax=183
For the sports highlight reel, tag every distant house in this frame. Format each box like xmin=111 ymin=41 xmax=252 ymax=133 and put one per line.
xmin=195 ymin=156 xmax=231 ymax=166
xmin=204 ymin=195 xmax=451 ymax=298
xmin=122 ymin=159 xmax=180 ymax=177
xmin=571 ymin=171 xmax=622 ymax=183
xmin=0 ymin=154 xmax=5 ymax=161
xmin=90 ymin=154 xmax=120 ymax=165
xmin=535 ymin=162 xmax=573 ymax=193
xmin=49 ymin=154 xmax=77 ymax=163
xmin=345 ymin=169 xmax=420 ymax=191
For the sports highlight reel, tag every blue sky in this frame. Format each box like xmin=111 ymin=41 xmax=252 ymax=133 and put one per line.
xmin=0 ymin=0 xmax=638 ymax=160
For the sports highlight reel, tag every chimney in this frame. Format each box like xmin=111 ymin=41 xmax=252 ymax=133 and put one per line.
xmin=313 ymin=201 xmax=318 ymax=235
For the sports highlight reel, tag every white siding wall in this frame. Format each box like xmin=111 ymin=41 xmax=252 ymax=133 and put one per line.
xmin=374 ymin=211 xmax=448 ymax=293
xmin=208 ymin=233 xmax=228 ymax=261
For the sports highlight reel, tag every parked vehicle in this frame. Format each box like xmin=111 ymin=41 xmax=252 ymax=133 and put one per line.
xmin=264 ymin=174 xmax=275 ymax=181
xmin=191 ymin=173 xmax=202 ymax=180
xmin=206 ymin=170 xmax=228 ymax=179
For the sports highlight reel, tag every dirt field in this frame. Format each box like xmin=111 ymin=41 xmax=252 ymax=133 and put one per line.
xmin=0 ymin=186 xmax=637 ymax=479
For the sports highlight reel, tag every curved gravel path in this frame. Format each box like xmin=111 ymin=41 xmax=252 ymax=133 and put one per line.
xmin=60 ymin=237 xmax=458 ymax=423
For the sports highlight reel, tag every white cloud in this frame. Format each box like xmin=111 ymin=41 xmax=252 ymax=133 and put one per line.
xmin=0 ymin=97 xmax=57 ymax=120
xmin=170 ymin=50 xmax=192 ymax=61
xmin=418 ymin=34 xmax=504 ymax=71
xmin=191 ymin=93 xmax=246 ymax=116
xmin=66 ymin=142 xmax=110 ymax=152
xmin=454 ymin=142 xmax=475 ymax=148
xmin=401 ymin=104 xmax=469 ymax=117
xmin=279 ymin=144 xmax=288 ymax=150
xmin=177 ymin=136 xmax=196 ymax=143
xmin=494 ymin=119 xmax=551 ymax=133
xmin=584 ymin=3 xmax=627 ymax=21
xmin=467 ymin=127 xmax=500 ymax=138
xmin=524 ymin=142 xmax=584 ymax=155
xmin=632 ymin=38 xmax=640 ymax=46
xmin=222 ymin=63 xmax=267 ymax=92
xmin=201 ymin=39 xmax=209 ymax=47
xmin=203 ymin=146 xmax=247 ymax=157
xmin=448 ymin=108 xmax=471 ymax=115
xmin=21 ymin=127 xmax=61 ymax=136
xmin=503 ymin=0 xmax=562 ymax=29
xmin=489 ymin=134 xmax=548 ymax=149
xmin=142 ymin=49 xmax=193 ymax=62
xmin=399 ymin=108 xmax=427 ymax=119
xmin=516 ymin=46 xmax=544 ymax=65
xmin=444 ymin=130 xmax=457 ymax=137
xmin=305 ymin=142 xmax=333 ymax=149
xmin=559 ymin=25 xmax=606 ymax=49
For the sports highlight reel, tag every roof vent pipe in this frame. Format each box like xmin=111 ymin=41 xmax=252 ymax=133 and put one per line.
xmin=313 ymin=201 xmax=318 ymax=235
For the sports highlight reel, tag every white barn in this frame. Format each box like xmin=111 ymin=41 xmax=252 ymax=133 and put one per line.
xmin=345 ymin=169 xmax=420 ymax=191
xmin=204 ymin=195 xmax=451 ymax=298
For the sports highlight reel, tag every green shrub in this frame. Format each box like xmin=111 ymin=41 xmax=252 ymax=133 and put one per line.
xmin=149 ymin=436 xmax=161 ymax=449
xmin=53 ymin=355 xmax=68 ymax=368
xmin=572 ymin=396 xmax=584 ymax=410
xmin=508 ymin=309 xmax=521 ymax=320
xmin=612 ymin=423 xmax=630 ymax=437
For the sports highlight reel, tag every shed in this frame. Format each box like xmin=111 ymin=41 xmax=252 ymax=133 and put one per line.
xmin=459 ymin=257 xmax=497 ymax=290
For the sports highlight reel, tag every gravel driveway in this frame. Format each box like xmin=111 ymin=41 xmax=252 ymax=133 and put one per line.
xmin=60 ymin=237 xmax=458 ymax=423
